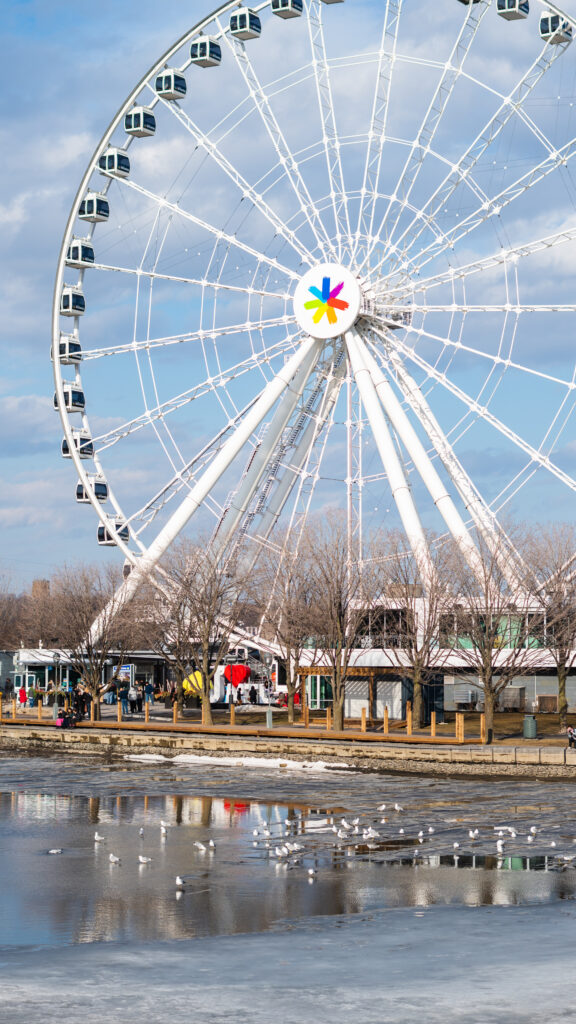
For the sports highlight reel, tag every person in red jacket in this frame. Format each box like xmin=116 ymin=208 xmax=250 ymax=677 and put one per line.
xmin=18 ymin=686 xmax=27 ymax=709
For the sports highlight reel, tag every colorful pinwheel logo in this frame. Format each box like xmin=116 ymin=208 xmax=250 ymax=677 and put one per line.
xmin=304 ymin=276 xmax=349 ymax=326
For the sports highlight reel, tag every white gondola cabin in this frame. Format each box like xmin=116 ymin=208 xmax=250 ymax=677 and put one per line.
xmin=54 ymin=385 xmax=86 ymax=413
xmin=190 ymin=37 xmax=222 ymax=66
xmin=76 ymin=476 xmax=108 ymax=504
xmin=56 ymin=334 xmax=82 ymax=365
xmin=98 ymin=148 xmax=130 ymax=178
xmin=230 ymin=8 xmax=261 ymax=39
xmin=97 ymin=520 xmax=130 ymax=546
xmin=124 ymin=106 xmax=156 ymax=137
xmin=60 ymin=286 xmax=85 ymax=317
xmin=155 ymin=70 xmax=187 ymax=100
xmin=78 ymin=192 xmax=109 ymax=223
xmin=272 ymin=0 xmax=303 ymax=16
xmin=66 ymin=239 xmax=95 ymax=268
xmin=62 ymin=431 xmax=94 ymax=460
xmin=540 ymin=11 xmax=572 ymax=43
xmin=497 ymin=0 xmax=529 ymax=19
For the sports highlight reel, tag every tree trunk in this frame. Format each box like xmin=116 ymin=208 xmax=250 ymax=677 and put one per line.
xmin=558 ymin=663 xmax=568 ymax=731
xmin=483 ymin=687 xmax=495 ymax=745
xmin=176 ymin=678 xmax=184 ymax=715
xmin=202 ymin=689 xmax=213 ymax=726
xmin=287 ymin=690 xmax=295 ymax=725
xmin=412 ymin=670 xmax=423 ymax=729
xmin=332 ymin=666 xmax=344 ymax=731
xmin=92 ymin=696 xmax=101 ymax=721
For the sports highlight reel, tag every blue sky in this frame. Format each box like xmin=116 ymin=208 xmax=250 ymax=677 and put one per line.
xmin=3 ymin=0 xmax=576 ymax=591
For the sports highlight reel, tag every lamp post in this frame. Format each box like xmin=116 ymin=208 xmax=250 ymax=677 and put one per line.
xmin=53 ymin=653 xmax=61 ymax=720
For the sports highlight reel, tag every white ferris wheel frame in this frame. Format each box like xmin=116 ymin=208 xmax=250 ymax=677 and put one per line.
xmin=51 ymin=0 xmax=576 ymax=642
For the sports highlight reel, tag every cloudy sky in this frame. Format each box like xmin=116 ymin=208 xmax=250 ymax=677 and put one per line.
xmin=3 ymin=0 xmax=576 ymax=592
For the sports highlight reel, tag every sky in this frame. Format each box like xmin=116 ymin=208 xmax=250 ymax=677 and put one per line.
xmin=3 ymin=0 xmax=576 ymax=593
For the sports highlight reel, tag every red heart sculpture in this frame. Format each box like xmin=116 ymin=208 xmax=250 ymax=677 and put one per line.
xmin=224 ymin=664 xmax=251 ymax=686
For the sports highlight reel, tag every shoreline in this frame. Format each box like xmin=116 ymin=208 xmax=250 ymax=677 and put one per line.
xmin=2 ymin=722 xmax=576 ymax=779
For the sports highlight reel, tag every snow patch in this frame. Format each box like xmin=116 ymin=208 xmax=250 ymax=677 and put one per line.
xmin=124 ymin=753 xmax=349 ymax=771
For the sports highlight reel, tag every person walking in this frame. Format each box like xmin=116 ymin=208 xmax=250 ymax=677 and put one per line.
xmin=128 ymin=683 xmax=138 ymax=715
xmin=144 ymin=682 xmax=154 ymax=706
xmin=18 ymin=685 xmax=27 ymax=711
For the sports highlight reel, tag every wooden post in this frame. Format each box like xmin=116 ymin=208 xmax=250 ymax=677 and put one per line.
xmin=117 ymin=701 xmax=122 ymax=724
xmin=0 ymin=694 xmax=3 ymax=721
xmin=90 ymin=700 xmax=95 ymax=723
xmin=456 ymin=712 xmax=464 ymax=743
xmin=230 ymin=703 xmax=236 ymax=726
xmin=37 ymin=699 xmax=42 ymax=721
xmin=406 ymin=700 xmax=413 ymax=736
xmin=12 ymin=699 xmax=16 ymax=721
xmin=144 ymin=703 xmax=149 ymax=725
xmin=326 ymin=706 xmax=332 ymax=731
xmin=173 ymin=701 xmax=178 ymax=725
xmin=361 ymin=707 xmax=367 ymax=733
xmin=480 ymin=713 xmax=486 ymax=744
xmin=384 ymin=705 xmax=389 ymax=735
xmin=303 ymin=701 xmax=309 ymax=728
xmin=430 ymin=710 xmax=436 ymax=738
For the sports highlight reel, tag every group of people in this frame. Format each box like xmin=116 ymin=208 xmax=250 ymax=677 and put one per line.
xmin=103 ymin=679 xmax=156 ymax=714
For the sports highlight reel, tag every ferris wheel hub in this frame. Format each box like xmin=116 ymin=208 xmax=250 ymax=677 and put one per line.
xmin=293 ymin=263 xmax=362 ymax=340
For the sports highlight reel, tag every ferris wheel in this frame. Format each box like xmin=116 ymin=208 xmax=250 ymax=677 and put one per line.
xmin=53 ymin=0 xmax=576 ymax=623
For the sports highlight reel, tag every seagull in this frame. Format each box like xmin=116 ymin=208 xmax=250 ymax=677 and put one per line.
xmin=377 ymin=804 xmax=386 ymax=812
xmin=208 ymin=839 xmax=215 ymax=849
xmin=351 ymin=818 xmax=359 ymax=826
xmin=428 ymin=827 xmax=435 ymax=834
xmin=307 ymin=868 xmax=316 ymax=876
xmin=194 ymin=841 xmax=206 ymax=852
xmin=94 ymin=832 xmax=105 ymax=842
xmin=530 ymin=826 xmax=538 ymax=835
xmin=175 ymin=875 xmax=185 ymax=888
xmin=453 ymin=842 xmax=460 ymax=850
xmin=48 ymin=849 xmax=63 ymax=855
xmin=399 ymin=828 xmax=405 ymax=835
xmin=138 ymin=855 xmax=152 ymax=864
xmin=496 ymin=839 xmax=505 ymax=854
xmin=160 ymin=826 xmax=168 ymax=837
xmin=109 ymin=853 xmax=121 ymax=864
xmin=138 ymin=828 xmax=144 ymax=837
xmin=160 ymin=820 xmax=169 ymax=828
xmin=551 ymin=841 xmax=557 ymax=848
xmin=252 ymin=829 xmax=259 ymax=837
xmin=527 ymin=836 xmax=534 ymax=844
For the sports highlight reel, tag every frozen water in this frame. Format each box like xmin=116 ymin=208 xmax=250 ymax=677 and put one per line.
xmin=1 ymin=754 xmax=576 ymax=1022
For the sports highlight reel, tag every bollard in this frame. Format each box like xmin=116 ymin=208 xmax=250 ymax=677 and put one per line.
xmin=266 ymin=707 xmax=273 ymax=730
xmin=117 ymin=701 xmax=122 ymax=724
xmin=455 ymin=712 xmax=464 ymax=743
xmin=430 ymin=710 xmax=436 ymax=738
xmin=173 ymin=702 xmax=178 ymax=725
xmin=37 ymin=699 xmax=42 ymax=722
xmin=480 ymin=713 xmax=486 ymax=744
xmin=144 ymin=703 xmax=149 ymax=725
xmin=230 ymin=703 xmax=236 ymax=726
xmin=12 ymin=699 xmax=16 ymax=721
xmin=326 ymin=707 xmax=332 ymax=731
xmin=384 ymin=705 xmax=389 ymax=735
xmin=0 ymin=695 xmax=3 ymax=721
xmin=90 ymin=700 xmax=95 ymax=724
xmin=406 ymin=700 xmax=412 ymax=736
xmin=303 ymin=702 xmax=309 ymax=728
xmin=361 ymin=707 xmax=367 ymax=733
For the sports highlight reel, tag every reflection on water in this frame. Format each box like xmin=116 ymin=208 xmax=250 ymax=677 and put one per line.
xmin=1 ymin=782 xmax=576 ymax=949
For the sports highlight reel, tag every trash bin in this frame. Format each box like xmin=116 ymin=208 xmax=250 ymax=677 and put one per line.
xmin=523 ymin=714 xmax=537 ymax=739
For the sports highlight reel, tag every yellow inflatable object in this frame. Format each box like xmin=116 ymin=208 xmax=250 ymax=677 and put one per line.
xmin=183 ymin=671 xmax=203 ymax=695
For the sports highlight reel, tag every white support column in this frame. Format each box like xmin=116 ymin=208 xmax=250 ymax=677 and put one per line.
xmin=345 ymin=330 xmax=433 ymax=590
xmin=212 ymin=340 xmax=322 ymax=554
xmin=382 ymin=343 xmax=523 ymax=589
xmin=354 ymin=329 xmax=485 ymax=583
xmin=89 ymin=336 xmax=322 ymax=643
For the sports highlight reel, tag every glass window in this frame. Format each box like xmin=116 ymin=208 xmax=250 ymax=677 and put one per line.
xmin=94 ymin=483 xmax=107 ymax=499
xmin=143 ymin=114 xmax=155 ymax=130
xmin=175 ymin=75 xmax=186 ymax=92
xmin=81 ymin=246 xmax=94 ymax=262
xmin=62 ymin=295 xmax=70 ymax=310
xmin=124 ymin=113 xmax=133 ymax=130
xmin=118 ymin=155 xmax=130 ymax=172
xmin=71 ymin=391 xmax=84 ymax=405
xmin=96 ymin=200 xmax=109 ymax=216
xmin=72 ymin=295 xmax=85 ymax=311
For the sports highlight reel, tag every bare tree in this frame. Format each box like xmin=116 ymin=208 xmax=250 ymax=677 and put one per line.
xmin=50 ymin=564 xmax=137 ymax=720
xmin=303 ymin=514 xmax=377 ymax=732
xmin=443 ymin=530 xmax=541 ymax=744
xmin=371 ymin=531 xmax=456 ymax=728
xmin=145 ymin=540 xmax=250 ymax=726
xmin=258 ymin=537 xmax=319 ymax=725
xmin=0 ymin=573 xmax=25 ymax=649
xmin=527 ymin=522 xmax=576 ymax=730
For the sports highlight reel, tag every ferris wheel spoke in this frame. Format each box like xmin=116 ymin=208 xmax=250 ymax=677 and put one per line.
xmin=91 ymin=333 xmax=300 ymax=451
xmin=305 ymin=0 xmax=352 ymax=258
xmin=216 ymin=14 xmax=335 ymax=259
xmin=353 ymin=0 xmax=403 ymax=260
xmin=385 ymin=317 xmax=575 ymax=392
xmin=410 ymin=224 xmax=576 ymax=296
xmin=409 ymin=132 xmax=576 ymax=278
xmin=366 ymin=334 xmax=524 ymax=585
xmin=375 ymin=324 xmax=576 ymax=495
xmin=381 ymin=37 xmax=566 ymax=274
xmin=88 ymin=262 xmax=290 ymax=302
xmin=155 ymin=96 xmax=317 ymax=267
xmin=110 ymin=174 xmax=300 ymax=281
xmin=362 ymin=0 xmax=490 ymax=273
xmin=82 ymin=315 xmax=295 ymax=361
